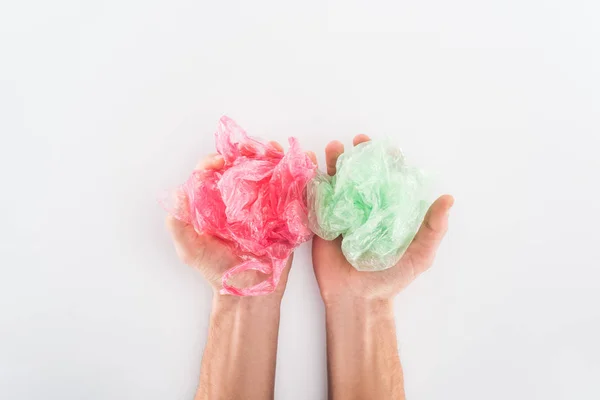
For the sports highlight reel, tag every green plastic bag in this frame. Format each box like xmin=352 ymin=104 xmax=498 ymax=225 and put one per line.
xmin=308 ymin=139 xmax=430 ymax=271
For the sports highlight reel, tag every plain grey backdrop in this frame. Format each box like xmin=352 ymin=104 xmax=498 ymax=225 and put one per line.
xmin=1 ymin=0 xmax=599 ymax=399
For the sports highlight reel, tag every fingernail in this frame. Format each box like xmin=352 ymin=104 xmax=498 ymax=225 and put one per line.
xmin=448 ymin=196 xmax=455 ymax=209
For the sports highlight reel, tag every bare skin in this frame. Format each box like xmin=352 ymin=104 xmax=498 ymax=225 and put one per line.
xmin=166 ymin=146 xmax=316 ymax=400
xmin=166 ymin=138 xmax=452 ymax=400
xmin=312 ymin=134 xmax=454 ymax=400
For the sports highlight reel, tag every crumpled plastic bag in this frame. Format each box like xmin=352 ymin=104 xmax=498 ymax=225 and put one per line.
xmin=307 ymin=139 xmax=430 ymax=271
xmin=168 ymin=116 xmax=316 ymax=296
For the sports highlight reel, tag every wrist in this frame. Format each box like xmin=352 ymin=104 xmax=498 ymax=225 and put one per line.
xmin=324 ymin=296 xmax=403 ymax=400
xmin=324 ymin=296 xmax=394 ymax=328
xmin=324 ymin=295 xmax=394 ymax=315
xmin=212 ymin=291 xmax=283 ymax=315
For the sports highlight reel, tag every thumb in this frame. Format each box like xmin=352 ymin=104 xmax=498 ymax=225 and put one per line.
xmin=165 ymin=191 xmax=205 ymax=266
xmin=403 ymin=194 xmax=454 ymax=266
xmin=165 ymin=215 xmax=203 ymax=265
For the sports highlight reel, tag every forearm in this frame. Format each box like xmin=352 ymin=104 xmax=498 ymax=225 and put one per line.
xmin=196 ymin=293 xmax=282 ymax=400
xmin=325 ymin=298 xmax=404 ymax=400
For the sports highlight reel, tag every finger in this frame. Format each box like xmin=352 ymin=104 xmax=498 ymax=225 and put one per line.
xmin=165 ymin=213 xmax=194 ymax=249
xmin=306 ymin=151 xmax=318 ymax=166
xmin=269 ymin=141 xmax=284 ymax=152
xmin=165 ymin=190 xmax=194 ymax=240
xmin=405 ymin=194 xmax=454 ymax=258
xmin=165 ymin=214 xmax=208 ymax=266
xmin=325 ymin=140 xmax=344 ymax=176
xmin=165 ymin=214 xmax=191 ymax=240
xmin=195 ymin=153 xmax=225 ymax=171
xmin=352 ymin=134 xmax=371 ymax=146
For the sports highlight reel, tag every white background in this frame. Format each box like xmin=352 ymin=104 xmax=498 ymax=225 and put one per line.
xmin=1 ymin=0 xmax=599 ymax=399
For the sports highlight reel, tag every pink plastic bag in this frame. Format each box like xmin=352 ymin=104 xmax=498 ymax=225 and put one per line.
xmin=167 ymin=117 xmax=316 ymax=296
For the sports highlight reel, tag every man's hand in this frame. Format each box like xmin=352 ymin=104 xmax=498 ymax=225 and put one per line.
xmin=165 ymin=152 xmax=293 ymax=297
xmin=312 ymin=134 xmax=454 ymax=303
xmin=165 ymin=149 xmax=292 ymax=400
xmin=312 ymin=135 xmax=453 ymax=400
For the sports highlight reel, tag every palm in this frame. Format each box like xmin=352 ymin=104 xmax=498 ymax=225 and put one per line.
xmin=166 ymin=151 xmax=298 ymax=295
xmin=311 ymin=136 xmax=453 ymax=302
xmin=166 ymin=218 xmax=239 ymax=287
xmin=167 ymin=201 xmax=296 ymax=296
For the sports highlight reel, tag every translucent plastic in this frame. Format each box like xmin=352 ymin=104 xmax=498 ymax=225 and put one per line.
xmin=308 ymin=139 xmax=430 ymax=271
xmin=168 ymin=116 xmax=316 ymax=296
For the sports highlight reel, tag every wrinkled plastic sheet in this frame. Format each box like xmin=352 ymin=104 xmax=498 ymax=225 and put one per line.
xmin=169 ymin=117 xmax=316 ymax=296
xmin=308 ymin=139 xmax=429 ymax=271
